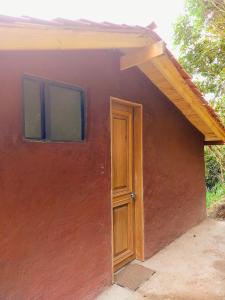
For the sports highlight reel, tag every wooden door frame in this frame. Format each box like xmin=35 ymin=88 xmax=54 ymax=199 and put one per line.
xmin=110 ymin=97 xmax=144 ymax=277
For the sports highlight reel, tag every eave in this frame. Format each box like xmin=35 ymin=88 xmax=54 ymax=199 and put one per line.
xmin=0 ymin=16 xmax=154 ymax=50
xmin=0 ymin=15 xmax=224 ymax=144
xmin=121 ymin=47 xmax=225 ymax=143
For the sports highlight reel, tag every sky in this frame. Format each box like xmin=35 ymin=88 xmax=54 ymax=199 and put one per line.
xmin=1 ymin=0 xmax=186 ymax=54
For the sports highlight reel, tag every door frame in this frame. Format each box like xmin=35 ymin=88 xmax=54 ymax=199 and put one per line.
xmin=110 ymin=97 xmax=144 ymax=276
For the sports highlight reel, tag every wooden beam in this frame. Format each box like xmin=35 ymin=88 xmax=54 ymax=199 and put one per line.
xmin=154 ymin=55 xmax=225 ymax=141
xmin=139 ymin=61 xmax=214 ymax=138
xmin=0 ymin=26 xmax=150 ymax=51
xmin=138 ymin=54 xmax=225 ymax=142
xmin=120 ymin=41 xmax=165 ymax=70
xmin=204 ymin=141 xmax=224 ymax=145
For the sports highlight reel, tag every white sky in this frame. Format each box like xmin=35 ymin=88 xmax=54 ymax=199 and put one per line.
xmin=1 ymin=0 xmax=185 ymax=54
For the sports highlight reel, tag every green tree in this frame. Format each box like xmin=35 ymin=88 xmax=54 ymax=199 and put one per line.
xmin=174 ymin=0 xmax=225 ymax=100
xmin=173 ymin=0 xmax=225 ymax=191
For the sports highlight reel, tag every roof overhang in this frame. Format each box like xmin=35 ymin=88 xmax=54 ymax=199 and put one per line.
xmin=120 ymin=46 xmax=225 ymax=143
xmin=0 ymin=17 xmax=153 ymax=50
xmin=0 ymin=16 xmax=224 ymax=144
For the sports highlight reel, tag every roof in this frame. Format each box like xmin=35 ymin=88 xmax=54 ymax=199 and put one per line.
xmin=0 ymin=15 xmax=156 ymax=32
xmin=0 ymin=15 xmax=224 ymax=144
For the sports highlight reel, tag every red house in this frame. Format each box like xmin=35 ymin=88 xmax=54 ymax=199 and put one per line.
xmin=0 ymin=16 xmax=224 ymax=300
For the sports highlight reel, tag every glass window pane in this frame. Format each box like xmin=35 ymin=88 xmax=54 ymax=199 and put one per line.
xmin=45 ymin=84 xmax=84 ymax=141
xmin=23 ymin=78 xmax=42 ymax=139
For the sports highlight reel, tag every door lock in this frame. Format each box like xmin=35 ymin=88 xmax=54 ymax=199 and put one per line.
xmin=130 ymin=192 xmax=136 ymax=200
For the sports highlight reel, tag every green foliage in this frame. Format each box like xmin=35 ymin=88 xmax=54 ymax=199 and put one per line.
xmin=206 ymin=182 xmax=225 ymax=208
xmin=205 ymin=145 xmax=225 ymax=189
xmin=173 ymin=0 xmax=225 ymax=205
xmin=173 ymin=0 xmax=225 ymax=100
xmin=205 ymin=149 xmax=221 ymax=189
xmin=203 ymin=0 xmax=225 ymax=37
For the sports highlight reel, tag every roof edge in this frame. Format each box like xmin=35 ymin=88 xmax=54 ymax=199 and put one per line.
xmin=0 ymin=15 xmax=224 ymax=141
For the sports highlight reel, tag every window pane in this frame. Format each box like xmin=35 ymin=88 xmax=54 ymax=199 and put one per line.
xmin=45 ymin=84 xmax=84 ymax=141
xmin=23 ymin=78 xmax=42 ymax=139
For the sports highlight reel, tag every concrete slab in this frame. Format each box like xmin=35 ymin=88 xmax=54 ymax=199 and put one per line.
xmin=96 ymin=284 xmax=133 ymax=300
xmin=97 ymin=218 xmax=225 ymax=300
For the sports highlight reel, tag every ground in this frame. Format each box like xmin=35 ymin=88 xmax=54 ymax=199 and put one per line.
xmin=97 ymin=218 xmax=225 ymax=300
xmin=208 ymin=200 xmax=225 ymax=221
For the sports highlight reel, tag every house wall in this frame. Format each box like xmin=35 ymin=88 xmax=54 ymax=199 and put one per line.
xmin=0 ymin=50 xmax=206 ymax=300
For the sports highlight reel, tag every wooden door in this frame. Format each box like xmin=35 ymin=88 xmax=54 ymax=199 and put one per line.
xmin=111 ymin=101 xmax=136 ymax=270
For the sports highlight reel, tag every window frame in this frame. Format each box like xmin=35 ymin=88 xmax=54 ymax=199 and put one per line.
xmin=22 ymin=74 xmax=86 ymax=143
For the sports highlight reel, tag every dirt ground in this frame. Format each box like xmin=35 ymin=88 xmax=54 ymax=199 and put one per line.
xmin=97 ymin=218 xmax=225 ymax=300
xmin=208 ymin=200 xmax=225 ymax=221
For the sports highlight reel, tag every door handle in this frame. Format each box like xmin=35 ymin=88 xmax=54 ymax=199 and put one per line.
xmin=130 ymin=192 xmax=136 ymax=200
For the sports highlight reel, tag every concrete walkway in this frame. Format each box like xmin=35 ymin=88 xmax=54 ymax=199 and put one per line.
xmin=97 ymin=218 xmax=225 ymax=300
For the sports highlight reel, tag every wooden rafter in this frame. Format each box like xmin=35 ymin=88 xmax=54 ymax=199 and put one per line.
xmin=120 ymin=41 xmax=165 ymax=70
xmin=149 ymin=54 xmax=225 ymax=141
xmin=0 ymin=26 xmax=151 ymax=51
xmin=121 ymin=47 xmax=225 ymax=142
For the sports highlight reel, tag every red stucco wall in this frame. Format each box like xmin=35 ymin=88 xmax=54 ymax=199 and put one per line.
xmin=0 ymin=50 xmax=206 ymax=300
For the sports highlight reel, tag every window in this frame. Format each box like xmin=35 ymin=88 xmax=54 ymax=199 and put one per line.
xmin=23 ymin=78 xmax=43 ymax=139
xmin=23 ymin=76 xmax=85 ymax=141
